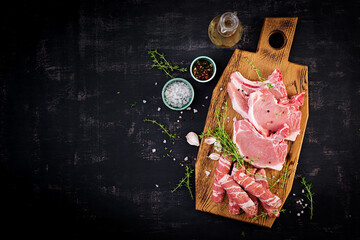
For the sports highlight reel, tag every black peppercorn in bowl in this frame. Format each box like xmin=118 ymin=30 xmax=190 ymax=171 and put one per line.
xmin=190 ymin=56 xmax=216 ymax=83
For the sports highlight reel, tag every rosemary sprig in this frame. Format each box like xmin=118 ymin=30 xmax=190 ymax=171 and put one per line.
xmin=200 ymin=102 xmax=248 ymax=167
xmin=143 ymin=119 xmax=179 ymax=141
xmin=243 ymin=57 xmax=273 ymax=89
xmin=300 ymin=177 xmax=314 ymax=220
xmin=171 ymin=166 xmax=194 ymax=199
xmin=147 ymin=49 xmax=187 ymax=78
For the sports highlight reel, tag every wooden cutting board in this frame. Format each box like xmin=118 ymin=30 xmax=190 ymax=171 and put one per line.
xmin=195 ymin=17 xmax=308 ymax=228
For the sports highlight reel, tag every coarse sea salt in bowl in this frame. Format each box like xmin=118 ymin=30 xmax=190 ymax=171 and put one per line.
xmin=162 ymin=78 xmax=194 ymax=111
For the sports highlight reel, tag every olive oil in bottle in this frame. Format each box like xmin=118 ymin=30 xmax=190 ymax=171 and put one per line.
xmin=208 ymin=12 xmax=243 ymax=48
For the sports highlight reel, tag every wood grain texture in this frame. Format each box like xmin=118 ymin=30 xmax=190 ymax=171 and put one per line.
xmin=195 ymin=17 xmax=309 ymax=228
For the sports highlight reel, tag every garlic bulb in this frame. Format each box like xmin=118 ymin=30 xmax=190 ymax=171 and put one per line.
xmin=214 ymin=140 xmax=222 ymax=152
xmin=204 ymin=137 xmax=216 ymax=145
xmin=186 ymin=132 xmax=200 ymax=146
xmin=208 ymin=153 xmax=220 ymax=160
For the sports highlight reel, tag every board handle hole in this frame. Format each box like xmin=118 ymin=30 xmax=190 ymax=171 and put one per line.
xmin=268 ymin=30 xmax=287 ymax=49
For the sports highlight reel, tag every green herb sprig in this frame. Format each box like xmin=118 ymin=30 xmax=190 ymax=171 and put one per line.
xmin=147 ymin=49 xmax=187 ymax=78
xmin=143 ymin=118 xmax=179 ymax=141
xmin=268 ymin=164 xmax=293 ymax=190
xmin=300 ymin=177 xmax=314 ymax=220
xmin=200 ymin=102 xmax=253 ymax=167
xmin=172 ymin=166 xmax=194 ymax=199
xmin=243 ymin=57 xmax=273 ymax=89
xmin=250 ymin=208 xmax=286 ymax=221
xmin=130 ymin=101 xmax=137 ymax=108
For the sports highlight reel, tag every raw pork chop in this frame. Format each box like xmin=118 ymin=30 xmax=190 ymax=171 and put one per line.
xmin=233 ymin=119 xmax=289 ymax=171
xmin=248 ymin=89 xmax=305 ymax=141
xmin=227 ymin=69 xmax=287 ymax=119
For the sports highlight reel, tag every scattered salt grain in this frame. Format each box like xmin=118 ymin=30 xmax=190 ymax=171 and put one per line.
xmin=155 ymin=184 xmax=159 ymax=188
xmin=205 ymin=170 xmax=211 ymax=177
xmin=297 ymin=213 xmax=300 ymax=217
xmin=157 ymin=107 xmax=161 ymax=111
xmin=305 ymin=203 xmax=308 ymax=207
xmin=293 ymin=193 xmax=296 ymax=196
xmin=152 ymin=149 xmax=156 ymax=153
xmin=155 ymin=82 xmax=158 ymax=85
xmin=220 ymin=88 xmax=223 ymax=91
xmin=193 ymin=109 xmax=198 ymax=113
xmin=163 ymin=140 xmax=166 ymax=143
xmin=302 ymin=189 xmax=305 ymax=193
xmin=173 ymin=158 xmax=176 ymax=161
xmin=205 ymin=96 xmax=208 ymax=99
xmin=184 ymin=156 xmax=189 ymax=161
xmin=301 ymin=210 xmax=304 ymax=214
xmin=186 ymin=107 xmax=191 ymax=110
xmin=180 ymin=111 xmax=183 ymax=114
xmin=143 ymin=100 xmax=147 ymax=103
xmin=164 ymin=81 xmax=192 ymax=108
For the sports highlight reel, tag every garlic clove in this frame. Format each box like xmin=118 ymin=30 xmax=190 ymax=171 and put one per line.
xmin=186 ymin=132 xmax=200 ymax=146
xmin=208 ymin=153 xmax=220 ymax=160
xmin=214 ymin=140 xmax=222 ymax=152
xmin=204 ymin=137 xmax=216 ymax=145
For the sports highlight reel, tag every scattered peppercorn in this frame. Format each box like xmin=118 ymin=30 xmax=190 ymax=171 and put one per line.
xmin=192 ymin=60 xmax=213 ymax=80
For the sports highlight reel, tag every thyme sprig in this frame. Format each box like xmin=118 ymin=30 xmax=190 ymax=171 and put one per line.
xmin=143 ymin=119 xmax=179 ymax=141
xmin=200 ymin=102 xmax=251 ymax=167
xmin=130 ymin=101 xmax=137 ymax=108
xmin=243 ymin=57 xmax=273 ymax=89
xmin=300 ymin=177 xmax=314 ymax=220
xmin=171 ymin=166 xmax=194 ymax=199
xmin=250 ymin=208 xmax=286 ymax=221
xmin=147 ymin=49 xmax=187 ymax=78
xmin=268 ymin=164 xmax=293 ymax=190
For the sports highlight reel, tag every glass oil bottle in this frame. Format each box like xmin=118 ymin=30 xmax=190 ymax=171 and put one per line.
xmin=208 ymin=12 xmax=243 ymax=48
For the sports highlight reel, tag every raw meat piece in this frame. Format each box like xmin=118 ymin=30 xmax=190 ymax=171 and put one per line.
xmin=211 ymin=155 xmax=232 ymax=203
xmin=227 ymin=80 xmax=249 ymax=119
xmin=232 ymin=164 xmax=282 ymax=209
xmin=233 ymin=119 xmax=289 ymax=171
xmin=247 ymin=89 xmax=304 ymax=141
xmin=255 ymin=169 xmax=280 ymax=218
xmin=218 ymin=174 xmax=257 ymax=217
xmin=231 ymin=166 xmax=259 ymax=215
xmin=228 ymin=198 xmax=241 ymax=215
xmin=231 ymin=69 xmax=287 ymax=99
xmin=211 ymin=179 xmax=225 ymax=203
xmin=227 ymin=69 xmax=287 ymax=119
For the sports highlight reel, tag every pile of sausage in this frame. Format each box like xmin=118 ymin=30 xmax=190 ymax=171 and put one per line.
xmin=211 ymin=155 xmax=282 ymax=218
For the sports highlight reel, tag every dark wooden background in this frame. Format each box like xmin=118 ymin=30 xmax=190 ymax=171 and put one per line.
xmin=0 ymin=0 xmax=359 ymax=239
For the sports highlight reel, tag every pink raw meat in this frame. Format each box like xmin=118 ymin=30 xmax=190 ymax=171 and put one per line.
xmin=248 ymin=89 xmax=304 ymax=141
xmin=232 ymin=165 xmax=282 ymax=209
xmin=218 ymin=174 xmax=257 ymax=217
xmin=233 ymin=119 xmax=289 ymax=171
xmin=228 ymin=198 xmax=241 ymax=215
xmin=255 ymin=168 xmax=280 ymax=218
xmin=227 ymin=69 xmax=287 ymax=119
xmin=211 ymin=155 xmax=232 ymax=203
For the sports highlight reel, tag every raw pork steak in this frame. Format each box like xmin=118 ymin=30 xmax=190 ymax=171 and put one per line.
xmin=227 ymin=69 xmax=287 ymax=119
xmin=248 ymin=89 xmax=305 ymax=141
xmin=233 ymin=119 xmax=289 ymax=171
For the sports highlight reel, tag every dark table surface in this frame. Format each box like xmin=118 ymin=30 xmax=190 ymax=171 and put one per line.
xmin=1 ymin=0 xmax=359 ymax=239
